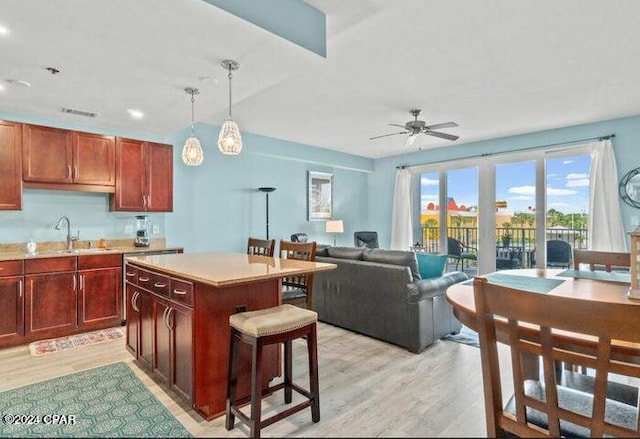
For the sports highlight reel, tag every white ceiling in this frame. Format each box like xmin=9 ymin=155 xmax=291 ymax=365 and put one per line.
xmin=2 ymin=0 xmax=640 ymax=159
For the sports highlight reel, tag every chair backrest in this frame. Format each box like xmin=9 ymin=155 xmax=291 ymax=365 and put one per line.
xmin=447 ymin=237 xmax=463 ymax=257
xmin=546 ymin=240 xmax=572 ymax=266
xmin=247 ymin=237 xmax=275 ymax=257
xmin=473 ymin=276 xmax=640 ymax=437
xmin=573 ymin=249 xmax=630 ymax=272
xmin=290 ymin=233 xmax=308 ymax=243
xmin=353 ymin=231 xmax=379 ymax=249
xmin=279 ymin=240 xmax=317 ymax=308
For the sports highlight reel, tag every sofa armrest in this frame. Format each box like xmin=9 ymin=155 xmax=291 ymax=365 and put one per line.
xmin=408 ymin=271 xmax=469 ymax=303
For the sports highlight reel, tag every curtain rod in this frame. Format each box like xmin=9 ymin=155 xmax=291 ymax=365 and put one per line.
xmin=396 ymin=134 xmax=615 ymax=170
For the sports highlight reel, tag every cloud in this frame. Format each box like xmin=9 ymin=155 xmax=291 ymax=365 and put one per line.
xmin=550 ymin=202 xmax=571 ymax=208
xmin=421 ymin=176 xmax=438 ymax=186
xmin=421 ymin=194 xmax=437 ymax=201
xmin=510 ymin=195 xmax=534 ymax=201
xmin=563 ymin=160 xmax=573 ymax=165
xmin=565 ymin=173 xmax=589 ymax=188
xmin=508 ymin=185 xmax=577 ymax=196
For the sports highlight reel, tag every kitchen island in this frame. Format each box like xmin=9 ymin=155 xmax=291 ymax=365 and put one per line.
xmin=124 ymin=252 xmax=335 ymax=421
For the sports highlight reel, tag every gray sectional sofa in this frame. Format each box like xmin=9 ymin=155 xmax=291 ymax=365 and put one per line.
xmin=312 ymin=246 xmax=469 ymax=353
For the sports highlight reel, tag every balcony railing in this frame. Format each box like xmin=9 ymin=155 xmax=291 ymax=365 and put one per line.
xmin=420 ymin=226 xmax=589 ymax=269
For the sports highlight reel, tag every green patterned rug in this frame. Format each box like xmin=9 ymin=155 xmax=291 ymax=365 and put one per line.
xmin=0 ymin=362 xmax=191 ymax=438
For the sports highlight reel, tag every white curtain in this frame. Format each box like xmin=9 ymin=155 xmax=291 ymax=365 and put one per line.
xmin=589 ymin=139 xmax=627 ymax=251
xmin=390 ymin=168 xmax=412 ymax=250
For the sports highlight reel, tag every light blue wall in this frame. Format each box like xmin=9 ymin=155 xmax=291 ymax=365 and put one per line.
xmin=0 ymin=112 xmax=169 ymax=244
xmin=166 ymin=123 xmax=373 ymax=252
xmin=369 ymin=114 xmax=640 ymax=248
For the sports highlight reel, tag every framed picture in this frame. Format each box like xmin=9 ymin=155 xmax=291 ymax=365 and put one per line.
xmin=308 ymin=171 xmax=333 ymax=221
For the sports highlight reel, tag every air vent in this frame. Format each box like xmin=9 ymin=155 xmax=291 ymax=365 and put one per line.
xmin=61 ymin=107 xmax=97 ymax=118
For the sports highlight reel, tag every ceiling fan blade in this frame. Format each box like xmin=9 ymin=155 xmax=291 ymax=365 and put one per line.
xmin=369 ymin=131 xmax=408 ymax=140
xmin=389 ymin=123 xmax=406 ymax=129
xmin=425 ymin=121 xmax=458 ymax=130
xmin=425 ymin=130 xmax=459 ymax=141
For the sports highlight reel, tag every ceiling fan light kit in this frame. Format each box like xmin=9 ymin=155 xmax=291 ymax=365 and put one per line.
xmin=369 ymin=109 xmax=459 ymax=146
xmin=218 ymin=59 xmax=243 ymax=155
xmin=182 ymin=87 xmax=204 ymax=166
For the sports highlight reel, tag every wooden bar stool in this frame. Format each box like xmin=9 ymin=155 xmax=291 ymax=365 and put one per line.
xmin=225 ymin=304 xmax=320 ymax=438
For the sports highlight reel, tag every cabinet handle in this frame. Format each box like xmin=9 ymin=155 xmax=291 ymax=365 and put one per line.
xmin=138 ymin=277 xmax=150 ymax=282
xmin=18 ymin=279 xmax=23 ymax=298
xmin=67 ymin=165 xmax=72 ymax=179
xmin=79 ymin=274 xmax=84 ymax=291
xmin=154 ymin=282 xmax=166 ymax=288
xmin=166 ymin=308 xmax=174 ymax=330
xmin=73 ymin=165 xmax=78 ymax=180
xmin=173 ymin=289 xmax=187 ymax=295
xmin=126 ymin=272 xmax=135 ymax=277
xmin=73 ymin=275 xmax=77 ymax=291
xmin=132 ymin=291 xmax=139 ymax=312
xmin=145 ymin=195 xmax=150 ymax=210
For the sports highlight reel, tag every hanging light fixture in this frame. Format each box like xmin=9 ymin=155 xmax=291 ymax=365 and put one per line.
xmin=182 ymin=87 xmax=204 ymax=166
xmin=218 ymin=59 xmax=242 ymax=155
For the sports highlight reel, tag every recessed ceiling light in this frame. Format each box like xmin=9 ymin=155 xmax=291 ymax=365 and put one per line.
xmin=0 ymin=25 xmax=9 ymax=36
xmin=127 ymin=109 xmax=144 ymax=119
xmin=5 ymin=79 xmax=31 ymax=88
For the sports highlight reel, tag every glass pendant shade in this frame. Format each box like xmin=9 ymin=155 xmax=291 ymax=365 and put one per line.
xmin=182 ymin=136 xmax=203 ymax=166
xmin=218 ymin=119 xmax=243 ymax=155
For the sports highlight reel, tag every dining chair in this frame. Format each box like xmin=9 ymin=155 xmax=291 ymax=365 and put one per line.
xmin=573 ymin=249 xmax=631 ymax=272
xmin=279 ymin=240 xmax=317 ymax=310
xmin=290 ymin=233 xmax=308 ymax=243
xmin=353 ymin=231 xmax=379 ymax=249
xmin=473 ymin=276 xmax=640 ymax=438
xmin=447 ymin=237 xmax=477 ymax=271
xmin=546 ymin=239 xmax=572 ymax=268
xmin=247 ymin=237 xmax=275 ymax=257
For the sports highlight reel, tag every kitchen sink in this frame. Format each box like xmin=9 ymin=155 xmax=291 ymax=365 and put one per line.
xmin=33 ymin=248 xmax=113 ymax=255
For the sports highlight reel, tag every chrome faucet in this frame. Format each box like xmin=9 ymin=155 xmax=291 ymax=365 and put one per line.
xmin=54 ymin=215 xmax=78 ymax=250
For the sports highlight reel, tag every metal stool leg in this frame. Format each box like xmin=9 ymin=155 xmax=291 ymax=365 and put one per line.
xmin=307 ymin=324 xmax=320 ymax=423
xmin=284 ymin=339 xmax=293 ymax=404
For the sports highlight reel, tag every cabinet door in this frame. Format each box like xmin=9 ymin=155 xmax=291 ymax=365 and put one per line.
xmin=25 ymin=272 xmax=76 ymax=336
xmin=0 ymin=121 xmax=22 ymax=210
xmin=73 ymin=132 xmax=115 ymax=186
xmin=147 ymin=142 xmax=173 ymax=212
xmin=125 ymin=284 xmax=139 ymax=356
xmin=169 ymin=302 xmax=193 ymax=402
xmin=153 ymin=297 xmax=171 ymax=384
xmin=138 ymin=289 xmax=154 ymax=369
xmin=78 ymin=267 xmax=121 ymax=328
xmin=22 ymin=124 xmax=73 ymax=183
xmin=112 ymin=138 xmax=145 ymax=211
xmin=0 ymin=276 xmax=24 ymax=343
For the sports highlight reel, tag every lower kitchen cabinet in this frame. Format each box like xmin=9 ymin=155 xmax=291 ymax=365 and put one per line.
xmin=25 ymin=271 xmax=77 ymax=337
xmin=138 ymin=288 xmax=155 ymax=370
xmin=125 ymin=283 xmax=139 ymax=355
xmin=78 ymin=265 xmax=122 ymax=328
xmin=0 ymin=276 xmax=24 ymax=344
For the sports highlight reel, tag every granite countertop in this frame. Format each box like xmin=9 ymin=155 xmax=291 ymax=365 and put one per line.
xmin=0 ymin=238 xmax=182 ymax=262
xmin=126 ymin=252 xmax=336 ymax=287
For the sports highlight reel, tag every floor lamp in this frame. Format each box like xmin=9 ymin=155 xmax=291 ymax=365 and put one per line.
xmin=258 ymin=187 xmax=276 ymax=239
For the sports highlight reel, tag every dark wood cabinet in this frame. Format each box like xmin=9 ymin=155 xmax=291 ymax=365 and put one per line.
xmin=125 ymin=283 xmax=139 ymax=356
xmin=25 ymin=271 xmax=77 ymax=337
xmin=22 ymin=124 xmax=116 ymax=192
xmin=168 ymin=301 xmax=193 ymax=401
xmin=138 ymin=288 xmax=154 ymax=369
xmin=0 ymin=260 xmax=25 ymax=344
xmin=0 ymin=121 xmax=22 ymax=210
xmin=77 ymin=254 xmax=122 ymax=329
xmin=112 ymin=139 xmax=173 ymax=212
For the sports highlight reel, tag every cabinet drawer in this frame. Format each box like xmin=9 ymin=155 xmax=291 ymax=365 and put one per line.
xmin=170 ymin=278 xmax=193 ymax=307
xmin=151 ymin=272 xmax=170 ymax=298
xmin=78 ymin=253 xmax=122 ymax=270
xmin=136 ymin=267 xmax=153 ymax=289
xmin=0 ymin=260 xmax=24 ymax=276
xmin=124 ymin=264 xmax=138 ymax=284
xmin=25 ymin=256 xmax=76 ymax=274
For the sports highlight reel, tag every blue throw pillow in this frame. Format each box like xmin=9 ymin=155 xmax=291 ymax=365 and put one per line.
xmin=416 ymin=254 xmax=448 ymax=279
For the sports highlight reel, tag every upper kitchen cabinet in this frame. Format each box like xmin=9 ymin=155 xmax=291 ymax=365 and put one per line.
xmin=22 ymin=124 xmax=115 ymax=193
xmin=111 ymin=139 xmax=173 ymax=212
xmin=0 ymin=121 xmax=22 ymax=210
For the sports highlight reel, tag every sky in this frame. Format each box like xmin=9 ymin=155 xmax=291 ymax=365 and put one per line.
xmin=421 ymin=154 xmax=591 ymax=214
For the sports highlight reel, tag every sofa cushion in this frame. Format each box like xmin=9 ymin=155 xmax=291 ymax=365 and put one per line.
xmin=316 ymin=245 xmax=330 ymax=257
xmin=416 ymin=254 xmax=448 ymax=279
xmin=362 ymin=249 xmax=421 ymax=280
xmin=327 ymin=246 xmax=365 ymax=260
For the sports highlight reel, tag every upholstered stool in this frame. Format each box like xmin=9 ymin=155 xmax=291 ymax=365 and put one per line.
xmin=225 ymin=304 xmax=320 ymax=438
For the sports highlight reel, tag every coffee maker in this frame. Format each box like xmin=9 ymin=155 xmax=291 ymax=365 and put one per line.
xmin=134 ymin=215 xmax=150 ymax=247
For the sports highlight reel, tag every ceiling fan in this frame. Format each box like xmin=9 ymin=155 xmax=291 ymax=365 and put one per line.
xmin=369 ymin=109 xmax=459 ymax=147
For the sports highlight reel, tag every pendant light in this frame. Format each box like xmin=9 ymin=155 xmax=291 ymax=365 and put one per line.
xmin=182 ymin=87 xmax=204 ymax=166
xmin=218 ymin=59 xmax=243 ymax=155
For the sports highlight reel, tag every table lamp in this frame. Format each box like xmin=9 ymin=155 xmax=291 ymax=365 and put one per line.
xmin=325 ymin=219 xmax=344 ymax=246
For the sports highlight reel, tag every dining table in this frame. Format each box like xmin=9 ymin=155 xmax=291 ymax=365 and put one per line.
xmin=446 ymin=268 xmax=640 ymax=379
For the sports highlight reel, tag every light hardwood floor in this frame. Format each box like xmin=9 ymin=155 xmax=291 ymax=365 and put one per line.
xmin=0 ymin=323 xmax=492 ymax=437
